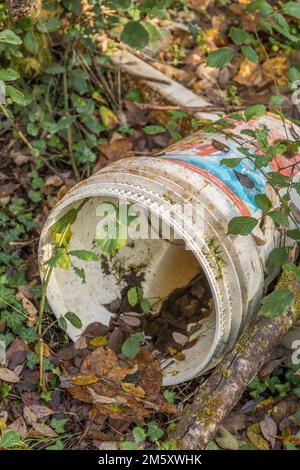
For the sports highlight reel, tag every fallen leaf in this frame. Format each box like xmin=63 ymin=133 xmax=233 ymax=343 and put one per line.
xmin=247 ymin=429 xmax=269 ymax=450
xmin=98 ymin=138 xmax=132 ymax=161
xmin=122 ymin=383 xmax=145 ymax=398
xmin=222 ymin=411 xmax=247 ymax=434
xmin=0 ymin=367 xmax=20 ymax=383
xmin=70 ymin=375 xmax=100 ymax=386
xmin=7 ymin=417 xmax=27 ymax=438
xmin=89 ymin=336 xmax=109 ymax=348
xmin=260 ymin=416 xmax=277 ymax=448
xmin=81 ymin=348 xmax=128 ymax=382
xmin=32 ymin=422 xmax=57 ymax=438
xmin=16 ymin=291 xmax=38 ymax=327
xmin=215 ymin=426 xmax=240 ymax=450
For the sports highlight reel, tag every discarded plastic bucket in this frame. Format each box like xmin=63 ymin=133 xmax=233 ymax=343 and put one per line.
xmin=39 ymin=112 xmax=300 ymax=386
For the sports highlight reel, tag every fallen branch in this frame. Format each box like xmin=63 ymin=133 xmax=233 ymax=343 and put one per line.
xmin=171 ymin=270 xmax=300 ymax=450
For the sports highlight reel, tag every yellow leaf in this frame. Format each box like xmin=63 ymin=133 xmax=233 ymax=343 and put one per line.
xmin=57 ymin=252 xmax=71 ymax=271
xmin=175 ymin=352 xmax=185 ymax=361
xmin=99 ymin=106 xmax=118 ymax=129
xmin=247 ymin=430 xmax=269 ymax=450
xmin=247 ymin=423 xmax=261 ymax=433
xmin=121 ymin=383 xmax=145 ymax=398
xmin=89 ymin=336 xmax=109 ymax=348
xmin=70 ymin=375 xmax=100 ymax=386
xmin=0 ymin=419 xmax=7 ymax=431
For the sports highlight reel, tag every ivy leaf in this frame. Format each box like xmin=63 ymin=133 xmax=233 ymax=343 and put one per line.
xmin=50 ymin=418 xmax=68 ymax=435
xmin=207 ymin=48 xmax=234 ymax=68
xmin=0 ymin=29 xmax=22 ymax=45
xmin=229 ymin=27 xmax=249 ymax=45
xmin=261 ymin=288 xmax=294 ymax=318
xmin=244 ymin=104 xmax=266 ymax=121
xmin=163 ymin=389 xmax=176 ymax=404
xmin=65 ymin=312 xmax=82 ymax=329
xmin=227 ymin=216 xmax=258 ymax=236
xmin=121 ymin=333 xmax=144 ymax=359
xmin=69 ymin=250 xmax=99 ymax=261
xmin=0 ymin=430 xmax=21 ymax=449
xmin=254 ymin=193 xmax=272 ymax=212
xmin=283 ymin=2 xmax=300 ymax=19
xmin=241 ymin=45 xmax=259 ymax=64
xmin=121 ymin=21 xmax=150 ymax=49
xmin=267 ymin=247 xmax=288 ymax=267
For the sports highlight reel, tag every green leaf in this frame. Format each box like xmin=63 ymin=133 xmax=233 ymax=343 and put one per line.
xmin=227 ymin=216 xmax=258 ymax=236
xmin=50 ymin=418 xmax=68 ymax=434
xmin=270 ymin=95 xmax=285 ymax=106
xmin=220 ymin=158 xmax=242 ymax=168
xmin=23 ymin=32 xmax=39 ymax=55
xmin=268 ymin=172 xmax=290 ymax=187
xmin=283 ymin=2 xmax=300 ymax=19
xmin=73 ymin=266 xmax=86 ymax=284
xmin=268 ymin=210 xmax=289 ymax=227
xmin=140 ymin=298 xmax=151 ymax=313
xmin=121 ymin=441 xmax=139 ymax=450
xmin=65 ymin=312 xmax=82 ymax=329
xmin=143 ymin=124 xmax=165 ymax=135
xmin=0 ymin=68 xmax=20 ymax=81
xmin=163 ymin=389 xmax=175 ymax=404
xmin=283 ymin=263 xmax=300 ymax=283
xmin=267 ymin=247 xmax=288 ymax=267
xmin=16 ymin=326 xmax=37 ymax=344
xmin=133 ymin=426 xmax=146 ymax=444
xmin=0 ymin=430 xmax=21 ymax=449
xmin=241 ymin=45 xmax=259 ymax=64
xmin=46 ymin=439 xmax=64 ymax=450
xmin=260 ymin=288 xmax=294 ymax=318
xmin=121 ymin=21 xmax=150 ymax=49
xmin=58 ymin=316 xmax=68 ymax=331
xmin=69 ymin=250 xmax=99 ymax=261
xmin=254 ymin=193 xmax=272 ymax=212
xmin=207 ymin=48 xmax=234 ymax=69
xmin=127 ymin=287 xmax=138 ymax=307
xmin=147 ymin=420 xmax=164 ymax=440
xmin=0 ymin=30 xmax=22 ymax=45
xmin=229 ymin=27 xmax=249 ymax=45
xmin=51 ymin=208 xmax=78 ymax=233
xmin=287 ymin=229 xmax=300 ymax=240
xmin=44 ymin=63 xmax=66 ymax=75
xmin=6 ymin=85 xmax=26 ymax=106
xmin=121 ymin=333 xmax=144 ymax=359
xmin=244 ymin=104 xmax=266 ymax=121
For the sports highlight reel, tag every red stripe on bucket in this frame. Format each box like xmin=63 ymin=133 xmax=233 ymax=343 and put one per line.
xmin=165 ymin=159 xmax=251 ymax=217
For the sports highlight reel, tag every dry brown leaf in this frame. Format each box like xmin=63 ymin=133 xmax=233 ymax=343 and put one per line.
xmin=16 ymin=291 xmax=38 ymax=327
xmin=7 ymin=417 xmax=27 ymax=438
xmin=87 ymin=387 xmax=127 ymax=405
xmin=215 ymin=426 xmax=240 ymax=450
xmin=32 ymin=422 xmax=57 ymax=438
xmin=247 ymin=429 xmax=269 ymax=450
xmin=122 ymin=383 xmax=145 ymax=398
xmin=260 ymin=416 xmax=277 ymax=448
xmin=0 ymin=367 xmax=20 ymax=383
xmin=74 ymin=336 xmax=88 ymax=350
xmin=81 ymin=348 xmax=129 ymax=382
xmin=262 ymin=57 xmax=289 ymax=86
xmin=134 ymin=349 xmax=162 ymax=398
xmin=23 ymin=406 xmax=38 ymax=426
xmin=70 ymin=374 xmax=100 ymax=386
xmin=233 ymin=58 xmax=267 ymax=88
xmin=98 ymin=138 xmax=133 ymax=161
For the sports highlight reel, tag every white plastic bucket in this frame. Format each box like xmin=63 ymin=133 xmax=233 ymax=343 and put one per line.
xmin=39 ymin=112 xmax=300 ymax=385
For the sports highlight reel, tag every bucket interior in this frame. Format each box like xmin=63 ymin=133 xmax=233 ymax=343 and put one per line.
xmin=43 ymin=196 xmax=216 ymax=384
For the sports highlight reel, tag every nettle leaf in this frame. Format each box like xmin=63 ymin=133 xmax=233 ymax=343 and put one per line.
xmin=244 ymin=104 xmax=266 ymax=121
xmin=6 ymin=85 xmax=26 ymax=106
xmin=121 ymin=333 xmax=144 ymax=359
xmin=267 ymin=247 xmax=289 ymax=267
xmin=220 ymin=158 xmax=242 ymax=168
xmin=0 ymin=29 xmax=22 ymax=45
xmin=227 ymin=216 xmax=258 ymax=236
xmin=65 ymin=311 xmax=82 ymax=329
xmin=229 ymin=27 xmax=249 ymax=45
xmin=260 ymin=288 xmax=294 ymax=318
xmin=51 ymin=208 xmax=78 ymax=233
xmin=0 ymin=68 xmax=20 ymax=81
xmin=241 ymin=45 xmax=259 ymax=64
xmin=207 ymin=48 xmax=234 ymax=69
xmin=283 ymin=2 xmax=300 ymax=19
xmin=254 ymin=193 xmax=272 ymax=212
xmin=121 ymin=21 xmax=150 ymax=49
xmin=69 ymin=250 xmax=99 ymax=261
xmin=287 ymin=229 xmax=300 ymax=240
xmin=268 ymin=210 xmax=289 ymax=228
xmin=127 ymin=287 xmax=138 ymax=307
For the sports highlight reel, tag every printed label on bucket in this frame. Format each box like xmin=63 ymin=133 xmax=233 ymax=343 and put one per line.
xmin=162 ymin=115 xmax=300 ymax=217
